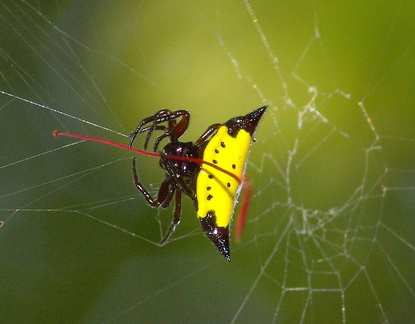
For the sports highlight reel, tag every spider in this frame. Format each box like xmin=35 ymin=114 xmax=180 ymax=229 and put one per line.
xmin=53 ymin=106 xmax=266 ymax=261
xmin=127 ymin=106 xmax=267 ymax=261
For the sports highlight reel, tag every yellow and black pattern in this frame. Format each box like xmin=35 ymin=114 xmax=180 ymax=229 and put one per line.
xmin=197 ymin=126 xmax=250 ymax=227
xmin=197 ymin=107 xmax=266 ymax=261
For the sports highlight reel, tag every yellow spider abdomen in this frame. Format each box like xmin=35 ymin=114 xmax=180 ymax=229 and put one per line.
xmin=196 ymin=126 xmax=251 ymax=228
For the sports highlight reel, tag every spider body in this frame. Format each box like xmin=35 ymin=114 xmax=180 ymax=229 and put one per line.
xmin=160 ymin=141 xmax=200 ymax=197
xmin=129 ymin=106 xmax=267 ymax=261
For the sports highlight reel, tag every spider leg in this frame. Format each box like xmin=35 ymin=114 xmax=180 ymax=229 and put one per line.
xmin=129 ymin=109 xmax=171 ymax=148
xmin=138 ymin=125 xmax=169 ymax=150
xmin=153 ymin=131 xmax=171 ymax=152
xmin=128 ymin=124 xmax=170 ymax=151
xmin=160 ymin=190 xmax=182 ymax=245
xmin=146 ymin=109 xmax=189 ymax=143
xmin=145 ymin=110 xmax=174 ymax=149
xmin=132 ymin=157 xmax=175 ymax=207
xmin=195 ymin=123 xmax=221 ymax=146
xmin=128 ymin=124 xmax=169 ymax=150
xmin=168 ymin=110 xmax=189 ymax=141
xmin=129 ymin=110 xmax=190 ymax=149
xmin=138 ymin=125 xmax=168 ymax=134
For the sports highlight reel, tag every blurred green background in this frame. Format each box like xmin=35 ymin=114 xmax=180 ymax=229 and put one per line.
xmin=1 ymin=0 xmax=414 ymax=323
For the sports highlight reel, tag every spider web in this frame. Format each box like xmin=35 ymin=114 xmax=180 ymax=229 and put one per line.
xmin=1 ymin=0 xmax=415 ymax=323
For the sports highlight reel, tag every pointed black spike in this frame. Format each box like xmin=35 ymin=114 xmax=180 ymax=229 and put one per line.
xmin=245 ymin=106 xmax=267 ymax=134
xmin=225 ymin=106 xmax=267 ymax=137
xmin=199 ymin=211 xmax=231 ymax=262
